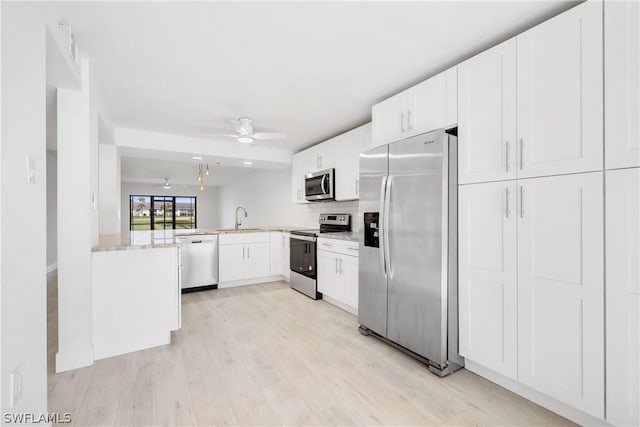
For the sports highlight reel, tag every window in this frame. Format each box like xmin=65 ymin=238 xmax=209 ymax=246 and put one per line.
xmin=129 ymin=195 xmax=197 ymax=230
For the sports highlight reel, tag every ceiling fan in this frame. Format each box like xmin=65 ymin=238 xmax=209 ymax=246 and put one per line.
xmin=205 ymin=117 xmax=286 ymax=144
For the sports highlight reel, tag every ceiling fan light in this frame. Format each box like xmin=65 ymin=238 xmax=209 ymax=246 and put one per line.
xmin=237 ymin=136 xmax=254 ymax=144
xmin=162 ymin=178 xmax=171 ymax=189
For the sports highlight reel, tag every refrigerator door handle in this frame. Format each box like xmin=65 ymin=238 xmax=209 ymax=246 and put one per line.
xmin=384 ymin=175 xmax=392 ymax=277
xmin=379 ymin=176 xmax=388 ymax=277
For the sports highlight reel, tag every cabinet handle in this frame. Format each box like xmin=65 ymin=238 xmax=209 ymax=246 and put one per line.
xmin=519 ymin=186 xmax=524 ymax=218
xmin=505 ymin=187 xmax=510 ymax=218
xmin=335 ymin=258 xmax=338 ymax=274
xmin=355 ymin=179 xmax=359 ymax=195
xmin=407 ymin=109 xmax=412 ymax=132
xmin=247 ymin=246 xmax=250 ymax=259
xmin=339 ymin=258 xmax=343 ymax=274
xmin=400 ymin=112 xmax=405 ymax=133
xmin=243 ymin=247 xmax=245 ymax=259
xmin=505 ymin=141 xmax=510 ymax=172
xmin=519 ymin=138 xmax=524 ymax=170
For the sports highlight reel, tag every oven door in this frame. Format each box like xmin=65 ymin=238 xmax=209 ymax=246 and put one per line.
xmin=305 ymin=169 xmax=334 ymax=201
xmin=289 ymin=235 xmax=317 ymax=279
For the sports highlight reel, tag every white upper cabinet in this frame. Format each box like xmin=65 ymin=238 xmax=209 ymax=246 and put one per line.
xmin=410 ymin=67 xmax=457 ymax=137
xmin=517 ymin=172 xmax=604 ymax=418
xmin=458 ymin=39 xmax=517 ymax=184
xmin=458 ymin=181 xmax=517 ymax=380
xmin=307 ymin=140 xmax=335 ymax=173
xmin=605 ymin=0 xmax=640 ymax=169
xmin=516 ymin=1 xmax=603 ymax=179
xmin=605 ymin=168 xmax=639 ymax=427
xmin=291 ymin=151 xmax=307 ymax=204
xmin=335 ymin=123 xmax=370 ymax=201
xmin=372 ymin=67 xmax=457 ymax=148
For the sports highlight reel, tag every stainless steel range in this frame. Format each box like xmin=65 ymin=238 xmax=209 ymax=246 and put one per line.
xmin=289 ymin=214 xmax=351 ymax=299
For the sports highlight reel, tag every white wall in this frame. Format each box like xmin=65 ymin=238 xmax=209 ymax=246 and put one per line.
xmin=121 ymin=183 xmax=220 ymax=232
xmin=99 ymin=144 xmax=121 ymax=234
xmin=56 ymin=60 xmax=99 ymax=373
xmin=46 ymin=150 xmax=57 ymax=270
xmin=0 ymin=2 xmax=78 ymax=416
xmin=217 ymin=168 xmax=360 ymax=231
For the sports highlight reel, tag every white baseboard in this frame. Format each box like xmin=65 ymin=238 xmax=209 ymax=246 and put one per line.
xmin=55 ymin=345 xmax=94 ymax=373
xmin=322 ymin=295 xmax=357 ymax=316
xmin=218 ymin=275 xmax=287 ymax=288
xmin=47 ymin=262 xmax=58 ymax=274
xmin=464 ymin=360 xmax=611 ymax=427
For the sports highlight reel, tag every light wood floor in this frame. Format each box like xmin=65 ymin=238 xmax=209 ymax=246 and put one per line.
xmin=47 ymin=274 xmax=575 ymax=426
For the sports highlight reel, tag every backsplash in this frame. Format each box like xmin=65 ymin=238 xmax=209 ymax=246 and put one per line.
xmin=304 ymin=200 xmax=360 ymax=232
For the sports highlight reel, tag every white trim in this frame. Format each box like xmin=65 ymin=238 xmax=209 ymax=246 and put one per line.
xmin=464 ymin=360 xmax=612 ymax=427
xmin=321 ymin=295 xmax=357 ymax=316
xmin=55 ymin=344 xmax=94 ymax=373
xmin=46 ymin=262 xmax=57 ymax=274
xmin=218 ymin=275 xmax=286 ymax=288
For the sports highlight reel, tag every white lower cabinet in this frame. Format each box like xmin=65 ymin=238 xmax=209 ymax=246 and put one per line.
xmin=269 ymin=231 xmax=290 ymax=280
xmin=317 ymin=238 xmax=358 ymax=313
xmin=458 ymin=172 xmax=605 ymax=420
xmin=219 ymin=233 xmax=271 ymax=284
xmin=458 ymin=181 xmax=517 ymax=379
xmin=605 ymin=168 xmax=639 ymax=426
xmin=517 ymin=172 xmax=604 ymax=418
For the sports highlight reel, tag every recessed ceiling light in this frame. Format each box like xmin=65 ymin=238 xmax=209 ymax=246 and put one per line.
xmin=237 ymin=136 xmax=254 ymax=144
xmin=192 ymin=156 xmax=203 ymax=161
xmin=243 ymin=161 xmax=253 ymax=165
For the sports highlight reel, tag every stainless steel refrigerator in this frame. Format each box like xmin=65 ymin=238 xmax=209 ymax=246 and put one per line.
xmin=358 ymin=128 xmax=463 ymax=376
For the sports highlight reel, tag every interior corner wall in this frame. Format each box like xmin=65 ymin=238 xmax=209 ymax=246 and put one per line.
xmin=99 ymin=144 xmax=121 ymax=234
xmin=120 ymin=183 xmax=220 ymax=233
xmin=1 ymin=2 xmax=49 ymax=416
xmin=46 ymin=150 xmax=57 ymax=269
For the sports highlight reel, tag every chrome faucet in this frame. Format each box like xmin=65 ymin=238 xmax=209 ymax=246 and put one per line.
xmin=235 ymin=206 xmax=248 ymax=230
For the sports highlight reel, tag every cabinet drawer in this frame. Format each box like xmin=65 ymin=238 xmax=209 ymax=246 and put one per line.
xmin=219 ymin=232 xmax=270 ymax=245
xmin=317 ymin=238 xmax=359 ymax=256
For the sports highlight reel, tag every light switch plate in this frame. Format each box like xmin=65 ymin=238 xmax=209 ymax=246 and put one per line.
xmin=9 ymin=365 xmax=22 ymax=408
xmin=25 ymin=156 xmax=35 ymax=184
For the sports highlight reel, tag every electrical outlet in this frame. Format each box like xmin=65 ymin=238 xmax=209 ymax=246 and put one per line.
xmin=9 ymin=365 xmax=23 ymax=408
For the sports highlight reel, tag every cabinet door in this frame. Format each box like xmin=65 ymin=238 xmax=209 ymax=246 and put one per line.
xmin=245 ymin=242 xmax=270 ymax=279
xmin=371 ymin=92 xmax=405 ymax=148
xmin=335 ymin=128 xmax=361 ymax=201
xmin=269 ymin=232 xmax=282 ymax=276
xmin=281 ymin=233 xmax=290 ymax=280
xmin=605 ymin=168 xmax=639 ymax=426
xmin=317 ymin=250 xmax=341 ymax=299
xmin=458 ymin=181 xmax=517 ymax=379
xmin=605 ymin=1 xmax=640 ymax=169
xmin=341 ymin=255 xmax=359 ymax=310
xmin=307 ymin=140 xmax=335 ymax=173
xmin=291 ymin=151 xmax=307 ymax=204
xmin=410 ymin=66 xmax=457 ymax=136
xmin=517 ymin=1 xmax=602 ymax=178
xmin=459 ymin=40 xmax=517 ymax=184
xmin=517 ymin=172 xmax=604 ymax=418
xmin=219 ymin=244 xmax=245 ymax=282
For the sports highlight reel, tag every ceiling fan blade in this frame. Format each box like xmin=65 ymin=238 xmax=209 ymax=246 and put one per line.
xmin=202 ymin=134 xmax=239 ymax=138
xmin=252 ymin=132 xmax=286 ymax=140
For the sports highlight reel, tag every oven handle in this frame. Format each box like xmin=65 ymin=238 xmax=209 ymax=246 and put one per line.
xmin=379 ymin=176 xmax=388 ymax=278
xmin=290 ymin=234 xmax=317 ymax=242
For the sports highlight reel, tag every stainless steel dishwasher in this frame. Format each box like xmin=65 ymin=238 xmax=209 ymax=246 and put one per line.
xmin=178 ymin=234 xmax=219 ymax=291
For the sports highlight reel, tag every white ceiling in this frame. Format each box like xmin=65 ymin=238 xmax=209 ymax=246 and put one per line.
xmin=52 ymin=0 xmax=578 ymax=154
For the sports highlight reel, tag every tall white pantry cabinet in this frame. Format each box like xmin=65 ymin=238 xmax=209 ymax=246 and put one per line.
xmin=458 ymin=1 xmax=638 ymax=424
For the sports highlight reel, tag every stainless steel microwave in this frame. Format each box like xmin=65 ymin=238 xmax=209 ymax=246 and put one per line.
xmin=305 ymin=169 xmax=334 ymax=201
